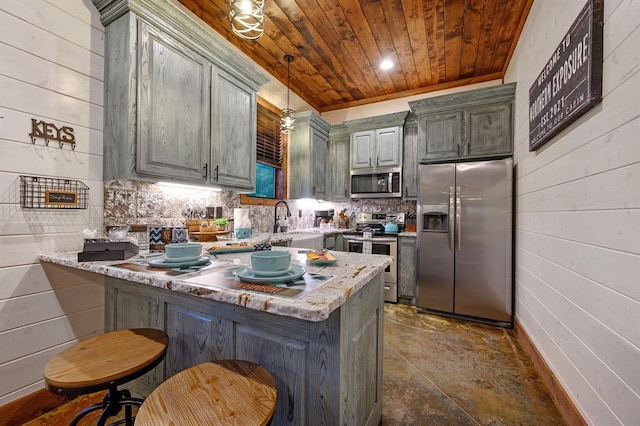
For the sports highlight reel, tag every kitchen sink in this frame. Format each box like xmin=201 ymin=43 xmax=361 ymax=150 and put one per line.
xmin=284 ymin=233 xmax=324 ymax=250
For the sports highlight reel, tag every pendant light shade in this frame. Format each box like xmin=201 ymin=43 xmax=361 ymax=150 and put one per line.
xmin=280 ymin=55 xmax=296 ymax=135
xmin=229 ymin=0 xmax=264 ymax=40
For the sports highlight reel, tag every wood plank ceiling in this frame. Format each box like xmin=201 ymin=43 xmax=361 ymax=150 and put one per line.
xmin=178 ymin=0 xmax=533 ymax=112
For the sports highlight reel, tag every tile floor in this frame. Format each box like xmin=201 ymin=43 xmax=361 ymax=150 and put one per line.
xmin=382 ymin=303 xmax=564 ymax=425
xmin=24 ymin=303 xmax=565 ymax=425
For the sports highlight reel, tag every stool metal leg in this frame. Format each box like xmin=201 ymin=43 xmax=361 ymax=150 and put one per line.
xmin=69 ymin=386 xmax=145 ymax=426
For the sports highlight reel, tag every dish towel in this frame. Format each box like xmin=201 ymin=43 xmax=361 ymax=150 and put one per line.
xmin=363 ymin=240 xmax=372 ymax=254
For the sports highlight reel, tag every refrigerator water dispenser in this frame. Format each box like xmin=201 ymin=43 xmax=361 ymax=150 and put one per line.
xmin=422 ymin=206 xmax=448 ymax=232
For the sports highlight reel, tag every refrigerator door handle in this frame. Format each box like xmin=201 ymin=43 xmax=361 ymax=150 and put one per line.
xmin=456 ymin=186 xmax=462 ymax=251
xmin=449 ymin=187 xmax=455 ymax=250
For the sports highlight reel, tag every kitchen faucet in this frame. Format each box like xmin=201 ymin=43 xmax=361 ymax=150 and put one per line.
xmin=273 ymin=200 xmax=292 ymax=233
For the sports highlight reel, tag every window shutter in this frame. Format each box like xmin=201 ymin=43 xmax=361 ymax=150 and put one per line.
xmin=256 ymin=104 xmax=281 ymax=168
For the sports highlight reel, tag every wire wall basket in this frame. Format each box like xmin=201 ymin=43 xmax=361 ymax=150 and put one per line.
xmin=20 ymin=175 xmax=89 ymax=209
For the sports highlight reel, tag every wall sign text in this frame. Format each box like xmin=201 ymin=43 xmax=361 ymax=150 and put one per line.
xmin=44 ymin=190 xmax=79 ymax=207
xmin=29 ymin=118 xmax=76 ymax=150
xmin=528 ymin=0 xmax=603 ymax=151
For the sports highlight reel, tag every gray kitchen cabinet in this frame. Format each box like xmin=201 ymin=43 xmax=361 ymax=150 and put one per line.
xmin=94 ymin=0 xmax=267 ymax=190
xmin=105 ymin=285 xmax=166 ymax=397
xmin=210 ymin=68 xmax=256 ymax=190
xmin=466 ymin=102 xmax=512 ymax=157
xmin=402 ymin=113 xmax=418 ymax=199
xmin=410 ymin=83 xmax=515 ymax=163
xmin=328 ymin=124 xmax=350 ymax=201
xmin=351 ymin=130 xmax=375 ymax=169
xmin=350 ymin=126 xmax=403 ymax=169
xmin=137 ymin=21 xmax=210 ymax=182
xmin=289 ymin=111 xmax=331 ymax=199
xmin=104 ymin=272 xmax=384 ymax=425
xmin=345 ymin=111 xmax=409 ymax=170
xmin=417 ymin=111 xmax=464 ymax=161
xmin=323 ymin=232 xmax=343 ymax=251
xmin=398 ymin=236 xmax=417 ymax=304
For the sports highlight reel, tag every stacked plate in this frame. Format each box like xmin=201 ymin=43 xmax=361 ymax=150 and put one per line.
xmin=148 ymin=255 xmax=210 ymax=269
xmin=235 ymin=264 xmax=306 ymax=284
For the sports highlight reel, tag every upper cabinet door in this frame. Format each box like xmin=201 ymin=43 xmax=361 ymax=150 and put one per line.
xmin=351 ymin=130 xmax=375 ymax=169
xmin=137 ymin=21 xmax=210 ymax=182
xmin=465 ymin=103 xmax=512 ymax=157
xmin=210 ymin=68 xmax=256 ymax=190
xmin=418 ymin=112 xmax=463 ymax=162
xmin=375 ymin=126 xmax=402 ymax=167
xmin=329 ymin=129 xmax=350 ymax=201
xmin=311 ymin=130 xmax=328 ymax=199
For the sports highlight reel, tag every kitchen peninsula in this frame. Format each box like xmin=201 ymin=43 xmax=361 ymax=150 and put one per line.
xmin=40 ymin=249 xmax=390 ymax=425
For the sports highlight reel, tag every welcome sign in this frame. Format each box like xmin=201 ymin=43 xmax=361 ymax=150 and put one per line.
xmin=528 ymin=0 xmax=603 ymax=151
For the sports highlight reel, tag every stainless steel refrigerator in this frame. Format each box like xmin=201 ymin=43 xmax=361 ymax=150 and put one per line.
xmin=416 ymin=158 xmax=513 ymax=326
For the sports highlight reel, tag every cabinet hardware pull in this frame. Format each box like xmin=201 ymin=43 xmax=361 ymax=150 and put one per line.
xmin=214 ymin=165 xmax=219 ymax=181
xmin=369 ymin=158 xmax=371 ymax=167
xmin=344 ymin=188 xmax=347 ymax=198
xmin=203 ymin=164 xmax=208 ymax=179
xmin=376 ymin=156 xmax=379 ymax=166
xmin=312 ymin=186 xmax=315 ymax=195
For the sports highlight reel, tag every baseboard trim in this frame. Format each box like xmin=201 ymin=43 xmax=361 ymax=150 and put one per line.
xmin=514 ymin=318 xmax=586 ymax=426
xmin=0 ymin=388 xmax=69 ymax=426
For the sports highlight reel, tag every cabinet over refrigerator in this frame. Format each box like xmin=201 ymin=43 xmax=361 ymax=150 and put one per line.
xmin=416 ymin=158 xmax=513 ymax=326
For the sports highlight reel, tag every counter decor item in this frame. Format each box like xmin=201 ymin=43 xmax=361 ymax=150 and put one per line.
xmin=213 ymin=218 xmax=228 ymax=231
xmin=78 ymin=238 xmax=139 ymax=262
xmin=234 ymin=208 xmax=252 ymax=239
xmin=305 ymin=250 xmax=336 ymax=266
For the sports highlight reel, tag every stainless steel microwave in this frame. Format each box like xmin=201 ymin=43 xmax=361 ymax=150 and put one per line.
xmin=350 ymin=167 xmax=402 ymax=198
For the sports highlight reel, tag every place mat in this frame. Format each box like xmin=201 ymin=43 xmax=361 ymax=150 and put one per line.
xmin=185 ymin=267 xmax=335 ymax=299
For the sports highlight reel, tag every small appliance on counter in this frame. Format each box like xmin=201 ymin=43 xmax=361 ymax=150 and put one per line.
xmin=78 ymin=238 xmax=139 ymax=261
xmin=313 ymin=210 xmax=334 ymax=227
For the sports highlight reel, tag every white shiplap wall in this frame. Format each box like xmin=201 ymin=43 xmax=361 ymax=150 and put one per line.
xmin=0 ymin=0 xmax=106 ymax=404
xmin=505 ymin=0 xmax=640 ymax=424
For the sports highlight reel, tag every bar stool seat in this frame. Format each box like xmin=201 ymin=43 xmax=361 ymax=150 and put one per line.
xmin=135 ymin=360 xmax=277 ymax=426
xmin=44 ymin=328 xmax=168 ymax=425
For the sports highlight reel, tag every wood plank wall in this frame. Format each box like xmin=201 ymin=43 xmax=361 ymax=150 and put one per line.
xmin=506 ymin=0 xmax=640 ymax=424
xmin=0 ymin=0 xmax=106 ymax=406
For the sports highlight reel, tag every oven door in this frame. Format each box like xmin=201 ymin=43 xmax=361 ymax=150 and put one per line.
xmin=345 ymin=237 xmax=397 ymax=285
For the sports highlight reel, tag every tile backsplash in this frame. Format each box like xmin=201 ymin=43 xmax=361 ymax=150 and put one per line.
xmin=103 ymin=179 xmax=417 ymax=238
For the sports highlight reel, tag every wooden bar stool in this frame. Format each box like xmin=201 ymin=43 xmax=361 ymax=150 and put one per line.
xmin=44 ymin=328 xmax=168 ymax=426
xmin=136 ymin=360 xmax=277 ymax=426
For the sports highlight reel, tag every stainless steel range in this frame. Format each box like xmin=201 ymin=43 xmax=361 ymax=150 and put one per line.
xmin=343 ymin=212 xmax=405 ymax=303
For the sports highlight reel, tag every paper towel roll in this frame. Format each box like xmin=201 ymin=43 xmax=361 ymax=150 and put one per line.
xmin=234 ymin=208 xmax=251 ymax=229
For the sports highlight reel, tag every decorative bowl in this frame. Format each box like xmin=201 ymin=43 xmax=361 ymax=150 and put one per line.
xmin=164 ymin=242 xmax=202 ymax=259
xmin=250 ymin=250 xmax=291 ymax=272
xmin=235 ymin=228 xmax=252 ymax=239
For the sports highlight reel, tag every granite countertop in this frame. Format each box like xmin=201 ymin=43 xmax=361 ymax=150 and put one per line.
xmin=398 ymin=231 xmax=417 ymax=237
xmin=207 ymin=229 xmax=355 ymax=247
xmin=40 ymin=248 xmax=391 ymax=322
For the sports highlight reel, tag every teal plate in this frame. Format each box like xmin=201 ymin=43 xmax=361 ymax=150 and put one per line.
xmin=148 ymin=256 xmax=211 ymax=269
xmin=161 ymin=255 xmax=202 ymax=263
xmin=235 ymin=264 xmax=306 ymax=284
xmin=208 ymin=246 xmax=254 ymax=255
xmin=244 ymin=265 xmax=296 ymax=277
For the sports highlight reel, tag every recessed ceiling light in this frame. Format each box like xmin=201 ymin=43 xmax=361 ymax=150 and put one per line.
xmin=380 ymin=59 xmax=394 ymax=70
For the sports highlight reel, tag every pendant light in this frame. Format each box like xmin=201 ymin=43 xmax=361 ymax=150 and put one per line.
xmin=229 ymin=0 xmax=264 ymax=40
xmin=280 ymin=55 xmax=296 ymax=135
